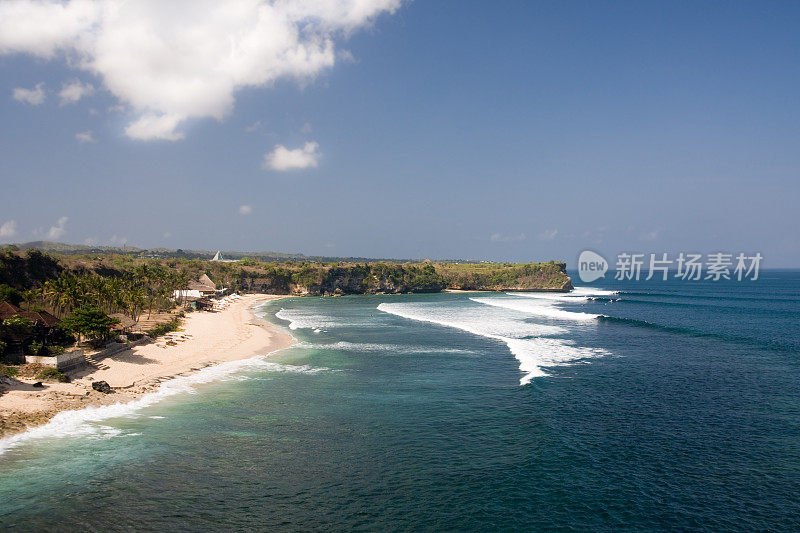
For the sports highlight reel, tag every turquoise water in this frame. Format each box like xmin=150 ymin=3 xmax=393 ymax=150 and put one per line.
xmin=1 ymin=272 xmax=800 ymax=530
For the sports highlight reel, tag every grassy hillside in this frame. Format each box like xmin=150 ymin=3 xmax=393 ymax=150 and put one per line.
xmin=437 ymin=261 xmax=572 ymax=292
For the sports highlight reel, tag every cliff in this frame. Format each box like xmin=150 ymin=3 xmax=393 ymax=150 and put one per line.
xmin=238 ymin=261 xmax=572 ymax=295
xmin=239 ymin=263 xmax=445 ymax=296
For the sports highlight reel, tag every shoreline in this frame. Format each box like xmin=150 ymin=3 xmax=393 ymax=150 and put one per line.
xmin=0 ymin=294 xmax=294 ymax=439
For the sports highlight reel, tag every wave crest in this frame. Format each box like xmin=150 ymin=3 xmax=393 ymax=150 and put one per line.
xmin=471 ymin=297 xmax=599 ymax=321
xmin=377 ymin=301 xmax=610 ymax=385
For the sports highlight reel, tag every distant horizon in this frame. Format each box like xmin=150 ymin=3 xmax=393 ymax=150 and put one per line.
xmin=4 ymin=239 xmax=798 ymax=271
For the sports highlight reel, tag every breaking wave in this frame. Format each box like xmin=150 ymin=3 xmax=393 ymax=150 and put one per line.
xmin=275 ymin=308 xmax=351 ymax=330
xmin=377 ymin=302 xmax=610 ymax=385
xmin=0 ymin=355 xmax=328 ymax=456
xmin=471 ymin=297 xmax=600 ymax=321
xmin=274 ymin=308 xmax=393 ymax=331
xmin=570 ymin=287 xmax=620 ymax=297
xmin=512 ymin=287 xmax=619 ymax=302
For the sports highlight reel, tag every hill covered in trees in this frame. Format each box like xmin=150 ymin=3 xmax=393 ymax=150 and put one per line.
xmin=436 ymin=262 xmax=572 ymax=292
xmin=0 ymin=246 xmax=573 ymax=319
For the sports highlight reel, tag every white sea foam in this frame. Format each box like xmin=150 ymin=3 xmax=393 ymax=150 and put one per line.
xmin=471 ymin=297 xmax=600 ymax=321
xmin=512 ymin=286 xmax=618 ymax=302
xmin=377 ymin=302 xmax=566 ymax=339
xmin=295 ymin=341 xmax=474 ymax=355
xmin=508 ymin=292 xmax=590 ymax=302
xmin=505 ymin=337 xmax=611 ymax=385
xmin=571 ymin=286 xmax=619 ymax=296
xmin=0 ymin=355 xmax=328 ymax=456
xmin=275 ymin=308 xmax=344 ymax=330
xmin=377 ymin=301 xmax=610 ymax=385
xmin=274 ymin=308 xmax=386 ymax=331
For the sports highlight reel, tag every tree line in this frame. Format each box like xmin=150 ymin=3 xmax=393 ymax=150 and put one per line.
xmin=34 ymin=265 xmax=189 ymax=321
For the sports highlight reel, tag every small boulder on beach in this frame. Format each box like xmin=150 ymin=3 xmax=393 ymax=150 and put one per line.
xmin=92 ymin=381 xmax=112 ymax=394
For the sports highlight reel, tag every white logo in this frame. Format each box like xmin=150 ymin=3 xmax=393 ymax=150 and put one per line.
xmin=578 ymin=250 xmax=608 ymax=282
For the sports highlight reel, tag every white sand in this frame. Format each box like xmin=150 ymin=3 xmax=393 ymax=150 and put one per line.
xmin=0 ymin=294 xmax=293 ymax=436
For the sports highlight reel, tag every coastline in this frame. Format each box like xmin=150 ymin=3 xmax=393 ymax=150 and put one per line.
xmin=0 ymin=294 xmax=293 ymax=439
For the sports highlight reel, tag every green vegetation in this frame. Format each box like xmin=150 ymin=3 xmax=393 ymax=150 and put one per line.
xmin=248 ymin=262 xmax=447 ymax=295
xmin=60 ymin=307 xmax=119 ymax=343
xmin=236 ymin=259 xmax=569 ymax=294
xmin=35 ymin=366 xmax=69 ymax=382
xmin=0 ymin=363 xmax=18 ymax=377
xmin=40 ymin=266 xmax=188 ymax=320
xmin=26 ymin=341 xmax=44 ymax=356
xmin=0 ymin=248 xmax=62 ymax=288
xmin=22 ymin=342 xmax=64 ymax=356
xmin=48 ymin=345 xmax=64 ymax=355
xmin=146 ymin=318 xmax=181 ymax=338
xmin=2 ymin=315 xmax=34 ymax=334
xmin=0 ymin=245 xmax=572 ymax=315
xmin=0 ymin=284 xmax=23 ymax=306
xmin=436 ymin=261 xmax=572 ymax=291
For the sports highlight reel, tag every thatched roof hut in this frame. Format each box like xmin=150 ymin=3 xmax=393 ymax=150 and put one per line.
xmin=173 ymin=274 xmax=218 ymax=302
xmin=0 ymin=301 xmax=59 ymax=327
xmin=0 ymin=301 xmax=21 ymax=321
xmin=109 ymin=313 xmax=138 ymax=332
xmin=198 ymin=274 xmax=216 ymax=289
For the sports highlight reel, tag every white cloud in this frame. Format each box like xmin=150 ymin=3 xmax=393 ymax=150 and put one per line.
xmin=0 ymin=220 xmax=17 ymax=238
xmin=238 ymin=204 xmax=252 ymax=215
xmin=490 ymin=233 xmax=526 ymax=243
xmin=538 ymin=228 xmax=558 ymax=241
xmin=109 ymin=234 xmax=127 ymax=246
xmin=124 ymin=113 xmax=185 ymax=141
xmin=12 ymin=83 xmax=45 ymax=105
xmin=0 ymin=0 xmax=401 ymax=141
xmin=0 ymin=1 xmax=98 ymax=58
xmin=245 ymin=120 xmax=262 ymax=132
xmin=263 ymin=141 xmax=320 ymax=171
xmin=59 ymin=79 xmax=94 ymax=105
xmin=75 ymin=130 xmax=95 ymax=143
xmin=300 ymin=122 xmax=313 ymax=134
xmin=46 ymin=216 xmax=68 ymax=240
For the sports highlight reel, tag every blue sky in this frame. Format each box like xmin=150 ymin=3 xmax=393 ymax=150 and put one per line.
xmin=0 ymin=1 xmax=799 ymax=266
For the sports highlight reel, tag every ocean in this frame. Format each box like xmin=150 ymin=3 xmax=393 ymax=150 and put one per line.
xmin=1 ymin=271 xmax=799 ymax=530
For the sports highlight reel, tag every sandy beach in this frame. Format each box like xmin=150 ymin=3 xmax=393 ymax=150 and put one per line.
xmin=0 ymin=294 xmax=293 ymax=437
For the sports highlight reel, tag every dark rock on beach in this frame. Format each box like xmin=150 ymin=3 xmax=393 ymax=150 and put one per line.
xmin=92 ymin=381 xmax=112 ymax=394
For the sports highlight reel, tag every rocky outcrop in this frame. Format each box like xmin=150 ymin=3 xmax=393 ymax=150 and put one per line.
xmin=91 ymin=380 xmax=112 ymax=394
